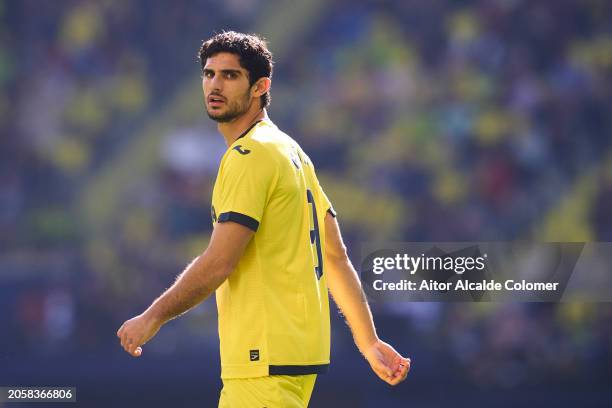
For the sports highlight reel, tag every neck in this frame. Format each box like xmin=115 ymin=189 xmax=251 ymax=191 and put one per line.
xmin=218 ymin=106 xmax=268 ymax=147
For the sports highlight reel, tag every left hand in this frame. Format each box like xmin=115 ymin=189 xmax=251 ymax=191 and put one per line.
xmin=116 ymin=312 xmax=162 ymax=357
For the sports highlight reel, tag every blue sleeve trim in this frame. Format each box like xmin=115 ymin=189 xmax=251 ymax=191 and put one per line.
xmin=217 ymin=211 xmax=259 ymax=232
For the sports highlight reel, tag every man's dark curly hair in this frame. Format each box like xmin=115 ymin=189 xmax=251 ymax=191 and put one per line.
xmin=198 ymin=31 xmax=274 ymax=109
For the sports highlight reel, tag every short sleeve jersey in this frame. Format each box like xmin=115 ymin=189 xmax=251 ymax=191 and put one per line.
xmin=211 ymin=119 xmax=335 ymax=379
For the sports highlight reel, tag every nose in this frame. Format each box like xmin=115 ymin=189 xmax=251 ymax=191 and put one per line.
xmin=209 ymin=74 xmax=223 ymax=93
xmin=203 ymin=74 xmax=222 ymax=95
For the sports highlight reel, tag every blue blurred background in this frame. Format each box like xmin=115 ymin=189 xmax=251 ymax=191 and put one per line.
xmin=1 ymin=0 xmax=611 ymax=406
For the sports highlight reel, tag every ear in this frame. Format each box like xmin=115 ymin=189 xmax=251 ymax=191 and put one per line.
xmin=251 ymin=77 xmax=271 ymax=98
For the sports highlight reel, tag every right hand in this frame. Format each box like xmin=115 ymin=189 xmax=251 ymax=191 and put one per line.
xmin=361 ymin=339 xmax=411 ymax=385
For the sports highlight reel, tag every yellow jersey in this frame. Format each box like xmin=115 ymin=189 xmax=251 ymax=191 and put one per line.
xmin=211 ymin=119 xmax=335 ymax=379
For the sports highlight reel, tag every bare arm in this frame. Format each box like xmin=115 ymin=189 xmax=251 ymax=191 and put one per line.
xmin=324 ymin=213 xmax=410 ymax=385
xmin=117 ymin=221 xmax=253 ymax=357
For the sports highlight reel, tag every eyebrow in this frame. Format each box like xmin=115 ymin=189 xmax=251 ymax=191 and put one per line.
xmin=203 ymin=68 xmax=244 ymax=76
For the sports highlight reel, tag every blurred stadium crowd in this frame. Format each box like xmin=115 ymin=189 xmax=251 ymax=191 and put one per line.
xmin=1 ymin=0 xmax=611 ymax=404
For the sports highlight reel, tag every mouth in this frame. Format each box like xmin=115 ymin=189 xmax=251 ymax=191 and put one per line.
xmin=207 ymin=95 xmax=225 ymax=108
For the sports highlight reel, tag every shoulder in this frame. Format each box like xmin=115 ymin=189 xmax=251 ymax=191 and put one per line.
xmin=251 ymin=121 xmax=292 ymax=152
xmin=221 ymin=123 xmax=285 ymax=176
xmin=235 ymin=122 xmax=292 ymax=160
xmin=252 ymin=123 xmax=315 ymax=175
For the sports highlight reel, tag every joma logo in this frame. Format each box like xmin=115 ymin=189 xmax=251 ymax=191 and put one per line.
xmin=233 ymin=145 xmax=251 ymax=155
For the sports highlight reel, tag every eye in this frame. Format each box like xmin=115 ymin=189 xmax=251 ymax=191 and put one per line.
xmin=225 ymin=72 xmax=237 ymax=79
xmin=203 ymin=71 xmax=214 ymax=79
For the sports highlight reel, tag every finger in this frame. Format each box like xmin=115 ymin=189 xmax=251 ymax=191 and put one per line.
xmin=371 ymin=356 xmax=394 ymax=378
xmin=397 ymin=363 xmax=409 ymax=379
xmin=378 ymin=371 xmax=393 ymax=385
xmin=388 ymin=368 xmax=406 ymax=385
xmin=122 ymin=332 xmax=132 ymax=352
xmin=393 ymin=360 xmax=411 ymax=384
xmin=374 ymin=365 xmax=395 ymax=384
xmin=117 ymin=322 xmax=127 ymax=338
xmin=127 ymin=344 xmax=141 ymax=357
xmin=385 ymin=360 xmax=409 ymax=385
xmin=127 ymin=337 xmax=140 ymax=355
xmin=391 ymin=354 xmax=404 ymax=371
xmin=379 ymin=365 xmax=393 ymax=379
xmin=384 ymin=372 xmax=396 ymax=386
xmin=388 ymin=376 xmax=403 ymax=386
xmin=398 ymin=359 xmax=410 ymax=374
xmin=121 ymin=331 xmax=129 ymax=350
xmin=382 ymin=358 xmax=395 ymax=377
xmin=391 ymin=357 xmax=409 ymax=374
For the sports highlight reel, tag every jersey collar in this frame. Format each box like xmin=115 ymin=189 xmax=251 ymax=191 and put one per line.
xmin=236 ymin=119 xmax=264 ymax=141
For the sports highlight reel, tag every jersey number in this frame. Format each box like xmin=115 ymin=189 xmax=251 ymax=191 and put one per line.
xmin=307 ymin=189 xmax=323 ymax=280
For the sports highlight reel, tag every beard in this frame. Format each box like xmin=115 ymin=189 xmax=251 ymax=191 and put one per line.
xmin=206 ymin=92 xmax=251 ymax=123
